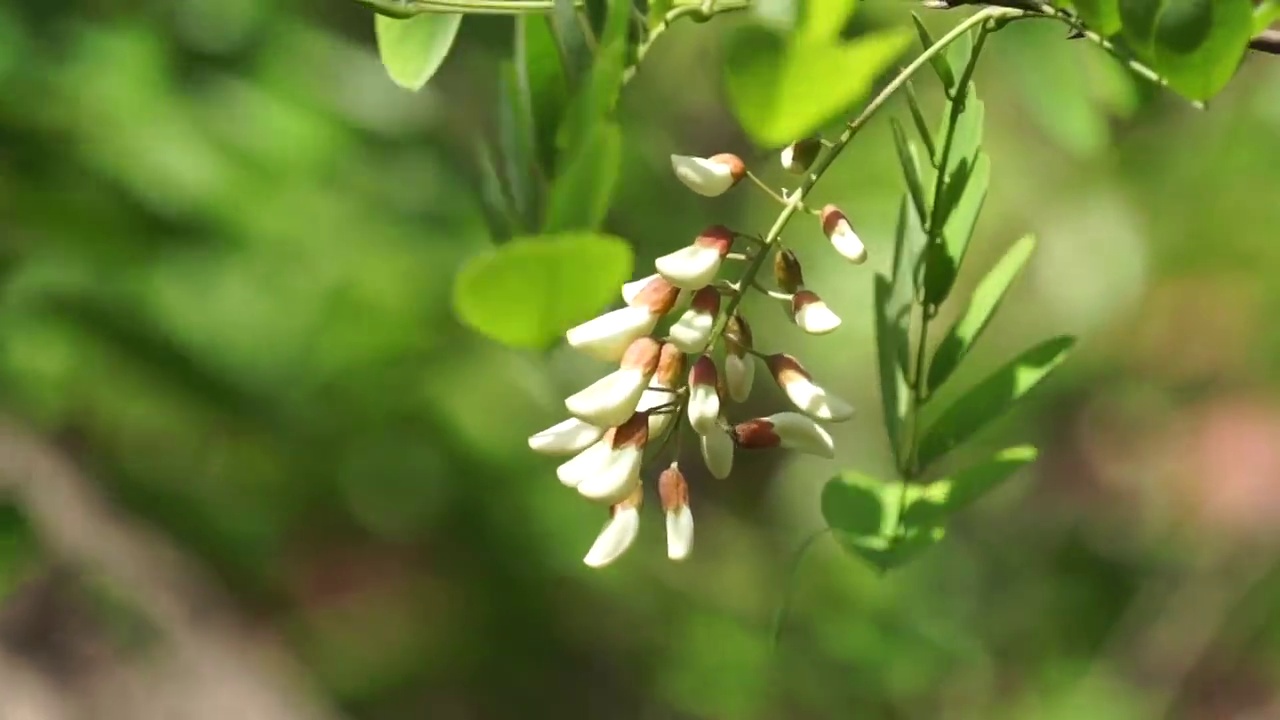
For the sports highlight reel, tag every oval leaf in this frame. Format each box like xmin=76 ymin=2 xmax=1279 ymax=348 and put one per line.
xmin=901 ymin=445 xmax=1039 ymax=528
xmin=1118 ymin=0 xmax=1253 ymax=100
xmin=453 ymin=233 xmax=634 ymax=349
xmin=375 ymin=12 xmax=463 ymax=91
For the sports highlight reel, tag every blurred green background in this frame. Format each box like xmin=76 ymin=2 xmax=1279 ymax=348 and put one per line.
xmin=2 ymin=1 xmax=1280 ymax=718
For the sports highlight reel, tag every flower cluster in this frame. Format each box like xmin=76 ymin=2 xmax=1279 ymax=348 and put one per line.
xmin=528 ymin=147 xmax=867 ymax=568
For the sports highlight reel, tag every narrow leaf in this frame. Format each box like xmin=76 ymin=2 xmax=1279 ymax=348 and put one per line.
xmin=543 ymin=121 xmax=622 ymax=233
xmin=874 ymin=275 xmax=910 ymax=466
xmin=902 ymin=445 xmax=1039 ymax=528
xmin=1257 ymin=0 xmax=1280 ymax=34
xmin=823 ymin=472 xmax=946 ymax=572
xmin=938 ymin=152 xmax=990 ymax=292
xmin=891 ymin=120 xmax=929 ymax=226
xmin=918 ymin=335 xmax=1075 ymax=467
xmin=892 ymin=197 xmax=927 ymax=307
xmin=556 ymin=0 xmax=630 ymax=157
xmin=905 ymin=82 xmax=938 ymax=161
xmin=498 ymin=63 xmax=539 ymax=231
xmin=927 ymin=234 xmax=1036 ymax=394
xmin=551 ymin=0 xmax=590 ymax=88
xmin=374 ymin=13 xmax=463 ymax=91
xmin=518 ymin=15 xmax=570 ymax=176
xmin=911 ymin=13 xmax=955 ymax=89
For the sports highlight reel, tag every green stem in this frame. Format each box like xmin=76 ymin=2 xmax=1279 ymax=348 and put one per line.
xmin=356 ymin=0 xmax=561 ymax=16
xmin=623 ymin=0 xmax=751 ymax=83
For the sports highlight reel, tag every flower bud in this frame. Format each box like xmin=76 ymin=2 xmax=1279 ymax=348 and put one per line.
xmin=564 ymin=337 xmax=662 ymax=427
xmin=821 ymin=204 xmax=867 ymax=264
xmin=670 ymin=153 xmax=746 ymax=197
xmin=637 ymin=342 xmax=685 ymax=438
xmin=723 ymin=313 xmax=755 ymax=402
xmin=566 ymin=278 xmax=679 ymax=361
xmin=583 ymin=485 xmax=643 ymax=568
xmin=655 ymin=225 xmax=734 ymax=290
xmin=686 ymin=355 xmax=722 ymax=435
xmin=773 ymin=249 xmax=805 ymax=295
xmin=791 ymin=289 xmax=842 ymax=335
xmin=780 ymin=136 xmax=822 ymax=174
xmin=557 ymin=412 xmax=649 ymax=504
xmin=658 ymin=463 xmax=693 ymax=561
xmin=765 ymin=353 xmax=854 ymax=422
xmin=700 ymin=425 xmax=734 ymax=479
xmin=668 ymin=286 xmax=720 ymax=353
xmin=528 ymin=416 xmax=605 ymax=456
xmin=734 ymin=411 xmax=835 ymax=459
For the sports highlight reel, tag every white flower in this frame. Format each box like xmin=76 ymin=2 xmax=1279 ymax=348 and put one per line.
xmin=637 ymin=342 xmax=684 ymax=438
xmin=654 ymin=225 xmax=734 ymax=289
xmin=724 ymin=353 xmax=755 ymax=403
xmin=821 ymin=204 xmax=867 ymax=264
xmin=670 ymin=153 xmax=746 ymax=197
xmin=564 ymin=337 xmax=661 ymax=427
xmin=668 ymin=286 xmax=720 ymax=353
xmin=734 ymin=412 xmax=835 ymax=459
xmin=686 ymin=355 xmax=721 ymax=435
xmin=766 ymin=353 xmax=854 ymax=422
xmin=623 ymin=274 xmax=692 ymax=309
xmin=557 ymin=413 xmax=649 ymax=504
xmin=527 ymin=417 xmax=605 ymax=456
xmin=658 ymin=463 xmax=693 ymax=561
xmin=566 ymin=278 xmax=680 ymax=361
xmin=583 ymin=487 xmax=643 ymax=568
xmin=791 ymin=290 xmax=842 ymax=335
xmin=700 ymin=426 xmax=734 ymax=479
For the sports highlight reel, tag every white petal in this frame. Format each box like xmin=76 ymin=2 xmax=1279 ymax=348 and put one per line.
xmin=528 ymin=417 xmax=606 ymax=455
xmin=769 ymin=412 xmax=835 ymax=459
xmin=621 ymin=274 xmax=660 ymax=304
xmin=584 ymin=507 xmax=641 ymax=568
xmin=556 ymin=439 xmax=611 ymax=488
xmin=725 ymin=353 xmax=755 ymax=403
xmin=671 ymin=154 xmax=736 ymax=197
xmin=564 ymin=368 xmax=650 ymax=428
xmin=687 ymin=382 xmax=721 ymax=435
xmin=700 ymin=428 xmax=734 ymax=479
xmin=665 ymin=506 xmax=694 ymax=561
xmin=831 ymin=226 xmax=867 ymax=264
xmin=655 ymin=244 xmax=724 ymax=290
xmin=794 ymin=301 xmax=842 ymax=335
xmin=638 ymin=386 xmax=676 ymax=438
xmin=565 ymin=306 xmax=659 ymax=362
xmin=577 ymin=445 xmax=643 ymax=504
xmin=668 ymin=307 xmax=715 ymax=353
xmin=782 ymin=377 xmax=854 ymax=422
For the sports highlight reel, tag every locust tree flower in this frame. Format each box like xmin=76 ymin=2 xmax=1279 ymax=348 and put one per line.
xmin=821 ymin=204 xmax=867 ymax=264
xmin=655 ymin=225 xmax=734 ymax=289
xmin=670 ymin=153 xmax=746 ymax=197
xmin=557 ymin=412 xmax=649 ymax=504
xmin=659 ymin=463 xmax=693 ymax=561
xmin=773 ymin=248 xmax=805 ymax=294
xmin=734 ymin=412 xmax=835 ymax=459
xmin=637 ymin=342 xmax=684 ymax=438
xmin=723 ymin=313 xmax=755 ymax=402
xmin=583 ymin=485 xmax=643 ymax=568
xmin=700 ymin=425 xmax=734 ymax=479
xmin=686 ymin=355 xmax=722 ymax=435
xmin=791 ymin=289 xmax=842 ymax=335
xmin=564 ymin=337 xmax=661 ymax=428
xmin=566 ymin=277 xmax=679 ymax=361
xmin=765 ymin=353 xmax=854 ymax=422
xmin=527 ymin=417 xmax=605 ymax=456
xmin=780 ymin=136 xmax=822 ymax=174
xmin=669 ymin=286 xmax=720 ymax=353
xmin=622 ymin=274 xmax=691 ymax=308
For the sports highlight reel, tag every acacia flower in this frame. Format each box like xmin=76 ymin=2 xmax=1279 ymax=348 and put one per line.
xmin=670 ymin=153 xmax=746 ymax=197
xmin=764 ymin=353 xmax=854 ymax=422
xmin=583 ymin=485 xmax=643 ymax=568
xmin=723 ymin=313 xmax=755 ymax=402
xmin=566 ymin=276 xmax=680 ymax=361
xmin=821 ymin=204 xmax=867 ymax=264
xmin=780 ymin=136 xmax=822 ymax=174
xmin=527 ymin=416 xmax=605 ymax=456
xmin=700 ymin=425 xmax=734 ymax=479
xmin=734 ymin=412 xmax=835 ymax=459
xmin=622 ymin=273 xmax=691 ymax=308
xmin=669 ymin=286 xmax=720 ymax=353
xmin=556 ymin=412 xmax=649 ymax=504
xmin=655 ymin=225 xmax=734 ymax=289
xmin=659 ymin=463 xmax=693 ymax=561
xmin=564 ymin=337 xmax=662 ymax=428
xmin=686 ymin=355 xmax=721 ymax=435
xmin=791 ymin=289 xmax=842 ymax=335
xmin=637 ymin=342 xmax=685 ymax=438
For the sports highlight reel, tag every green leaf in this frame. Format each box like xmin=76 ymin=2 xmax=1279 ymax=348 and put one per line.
xmin=543 ymin=121 xmax=622 ymax=233
xmin=551 ymin=0 xmax=591 ymax=88
xmin=905 ymin=82 xmax=938 ymax=161
xmin=453 ymin=233 xmax=634 ymax=349
xmin=901 ymin=446 xmax=1039 ymax=529
xmin=374 ymin=12 xmax=463 ymax=91
xmin=822 ymin=472 xmax=943 ymax=572
xmin=927 ymin=235 xmax=1037 ymax=394
xmin=892 ymin=196 xmax=927 ymax=311
xmin=919 ymin=336 xmax=1075 ymax=467
xmin=911 ymin=14 xmax=955 ymax=89
xmin=891 ymin=119 xmax=929 ymax=226
xmin=517 ymin=15 xmax=570 ymax=176
xmin=1072 ymin=0 xmax=1123 ymax=35
xmin=799 ymin=0 xmax=858 ymax=43
xmin=1256 ymin=0 xmax=1280 ymax=34
xmin=499 ymin=63 xmax=538 ymax=231
xmin=725 ymin=27 xmax=912 ymax=147
xmin=1118 ymin=0 xmax=1253 ymax=100
xmin=555 ymin=0 xmax=629 ymax=157
xmin=937 ymin=152 xmax=989 ymax=290
xmin=874 ymin=275 xmax=910 ymax=466
xmin=648 ymin=0 xmax=674 ymax=30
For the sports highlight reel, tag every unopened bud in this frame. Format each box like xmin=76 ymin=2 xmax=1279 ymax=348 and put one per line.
xmin=658 ymin=462 xmax=693 ymax=561
xmin=733 ymin=412 xmax=834 ymax=459
xmin=780 ymin=136 xmax=822 ymax=174
xmin=655 ymin=225 xmax=734 ymax=290
xmin=773 ymin=248 xmax=805 ymax=295
xmin=765 ymin=353 xmax=854 ymax=422
xmin=791 ymin=289 xmax=842 ymax=335
xmin=669 ymin=286 xmax=721 ymax=353
xmin=821 ymin=204 xmax=867 ymax=264
xmin=686 ymin=355 xmax=722 ymax=435
xmin=670 ymin=153 xmax=746 ymax=197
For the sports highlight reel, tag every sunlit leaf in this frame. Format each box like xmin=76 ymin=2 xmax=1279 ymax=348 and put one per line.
xmin=543 ymin=121 xmax=621 ymax=233
xmin=374 ymin=12 xmax=462 ymax=91
xmin=1257 ymin=0 xmax=1280 ymax=33
xmin=874 ymin=275 xmax=910 ymax=466
xmin=901 ymin=445 xmax=1039 ymax=528
xmin=927 ymin=234 xmax=1037 ymax=394
xmin=891 ymin=119 xmax=929 ymax=226
xmin=905 ymin=82 xmax=937 ymax=161
xmin=453 ymin=233 xmax=634 ymax=349
xmin=1067 ymin=0 xmax=1123 ymax=35
xmin=821 ymin=472 xmax=942 ymax=572
xmin=799 ymin=0 xmax=858 ymax=43
xmin=919 ymin=336 xmax=1075 ymax=467
xmin=911 ymin=13 xmax=955 ymax=89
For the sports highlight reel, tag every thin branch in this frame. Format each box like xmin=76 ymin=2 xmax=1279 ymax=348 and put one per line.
xmin=1251 ymin=29 xmax=1280 ymax=54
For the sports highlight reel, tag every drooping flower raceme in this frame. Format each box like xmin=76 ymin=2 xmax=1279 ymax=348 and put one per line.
xmin=528 ymin=145 xmax=866 ymax=567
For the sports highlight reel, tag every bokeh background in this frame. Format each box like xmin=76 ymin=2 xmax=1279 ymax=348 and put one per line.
xmin=2 ymin=1 xmax=1280 ymax=718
